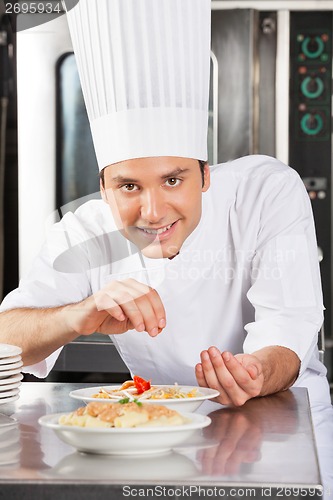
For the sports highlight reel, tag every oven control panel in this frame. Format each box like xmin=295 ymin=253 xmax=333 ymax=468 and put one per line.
xmin=295 ymin=30 xmax=331 ymax=143
xmin=290 ymin=13 xmax=332 ymax=183
xmin=289 ymin=12 xmax=332 ymax=345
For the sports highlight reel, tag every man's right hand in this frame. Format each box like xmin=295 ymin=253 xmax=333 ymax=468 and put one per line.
xmin=61 ymin=278 xmax=166 ymax=337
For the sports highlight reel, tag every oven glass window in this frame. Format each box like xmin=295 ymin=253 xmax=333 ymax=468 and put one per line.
xmin=57 ymin=53 xmax=100 ymax=207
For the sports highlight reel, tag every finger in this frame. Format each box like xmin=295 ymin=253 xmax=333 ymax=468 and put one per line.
xmin=247 ymin=364 xmax=261 ymax=381
xmin=135 ymin=291 xmax=165 ymax=335
xmin=116 ymin=291 xmax=161 ymax=335
xmin=222 ymin=352 xmax=262 ymax=398
xmin=98 ymin=314 xmax=134 ymax=335
xmin=200 ymin=349 xmax=232 ymax=405
xmin=198 ymin=447 xmax=219 ymax=475
xmin=225 ymin=431 xmax=261 ymax=473
xmin=119 ymin=292 xmax=164 ymax=336
xmin=195 ymin=362 xmax=208 ymax=388
xmin=240 ymin=426 xmax=262 ymax=463
xmin=107 ymin=290 xmax=146 ymax=332
xmin=94 ymin=293 xmax=127 ymax=323
xmin=104 ymin=281 xmax=158 ymax=335
xmin=214 ymin=414 xmax=253 ymax=475
xmin=207 ymin=348 xmax=250 ymax=406
xmin=196 ymin=362 xmax=227 ymax=404
xmin=234 ymin=354 xmax=263 ymax=381
xmin=200 ymin=349 xmax=221 ymax=389
xmin=224 ymin=451 xmax=244 ymax=475
xmin=123 ymin=279 xmax=166 ymax=329
xmin=208 ymin=439 xmax=235 ymax=475
xmin=145 ymin=288 xmax=166 ymax=329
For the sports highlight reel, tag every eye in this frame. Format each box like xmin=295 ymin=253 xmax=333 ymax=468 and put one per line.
xmin=121 ymin=184 xmax=138 ymax=192
xmin=165 ymin=178 xmax=181 ymax=187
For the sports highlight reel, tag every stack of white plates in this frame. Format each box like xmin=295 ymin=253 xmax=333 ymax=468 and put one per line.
xmin=0 ymin=344 xmax=23 ymax=405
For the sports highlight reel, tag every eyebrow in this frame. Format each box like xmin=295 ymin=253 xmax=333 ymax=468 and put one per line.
xmin=110 ymin=168 xmax=190 ymax=184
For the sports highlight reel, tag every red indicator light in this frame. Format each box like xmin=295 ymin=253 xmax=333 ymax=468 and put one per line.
xmin=299 ymin=103 xmax=307 ymax=112
xmin=321 ymin=33 xmax=329 ymax=42
xmin=298 ymin=66 xmax=307 ymax=74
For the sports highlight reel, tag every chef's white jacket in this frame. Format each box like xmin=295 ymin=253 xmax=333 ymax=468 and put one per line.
xmin=1 ymin=155 xmax=330 ymax=406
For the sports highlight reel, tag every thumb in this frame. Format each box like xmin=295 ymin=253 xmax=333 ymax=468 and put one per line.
xmin=247 ymin=363 xmax=262 ymax=380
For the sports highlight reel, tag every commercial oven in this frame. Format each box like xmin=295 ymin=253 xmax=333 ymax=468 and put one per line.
xmin=16 ymin=1 xmax=333 ymax=383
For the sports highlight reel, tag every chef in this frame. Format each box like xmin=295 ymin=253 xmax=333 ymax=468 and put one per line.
xmin=0 ymin=0 xmax=330 ymax=408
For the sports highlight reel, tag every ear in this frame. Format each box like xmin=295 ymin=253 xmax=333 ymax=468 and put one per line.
xmin=202 ymin=164 xmax=210 ymax=192
xmin=100 ymin=178 xmax=108 ymax=204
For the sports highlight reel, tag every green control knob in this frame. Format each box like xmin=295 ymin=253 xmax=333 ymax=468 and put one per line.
xmin=300 ymin=113 xmax=323 ymax=135
xmin=301 ymin=76 xmax=324 ymax=99
xmin=301 ymin=36 xmax=325 ymax=59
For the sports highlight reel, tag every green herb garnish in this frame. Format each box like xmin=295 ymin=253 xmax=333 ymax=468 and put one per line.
xmin=118 ymin=397 xmax=142 ymax=406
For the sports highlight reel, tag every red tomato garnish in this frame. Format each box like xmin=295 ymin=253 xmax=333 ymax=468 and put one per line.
xmin=133 ymin=375 xmax=151 ymax=394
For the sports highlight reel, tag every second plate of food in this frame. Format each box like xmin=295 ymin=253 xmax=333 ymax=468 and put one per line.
xmin=39 ymin=411 xmax=211 ymax=455
xmin=69 ymin=384 xmax=219 ymax=412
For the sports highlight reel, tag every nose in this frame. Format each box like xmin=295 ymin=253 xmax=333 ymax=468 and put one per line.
xmin=140 ymin=189 xmax=167 ymax=223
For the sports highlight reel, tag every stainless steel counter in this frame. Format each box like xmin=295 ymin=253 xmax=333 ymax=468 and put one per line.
xmin=0 ymin=383 xmax=331 ymax=500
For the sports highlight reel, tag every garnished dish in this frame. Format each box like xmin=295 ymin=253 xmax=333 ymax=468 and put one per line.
xmin=59 ymin=401 xmax=189 ymax=428
xmin=92 ymin=376 xmax=201 ymax=401
xmin=69 ymin=377 xmax=220 ymax=413
xmin=39 ymin=404 xmax=211 ymax=455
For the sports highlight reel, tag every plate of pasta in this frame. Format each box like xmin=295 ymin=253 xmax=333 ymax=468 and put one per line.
xmin=69 ymin=376 xmax=220 ymax=413
xmin=39 ymin=400 xmax=211 ymax=455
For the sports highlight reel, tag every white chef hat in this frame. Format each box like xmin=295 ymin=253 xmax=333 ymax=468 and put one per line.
xmin=64 ymin=0 xmax=211 ymax=171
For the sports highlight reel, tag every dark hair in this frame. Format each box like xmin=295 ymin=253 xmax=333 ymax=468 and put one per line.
xmin=198 ymin=160 xmax=207 ymax=187
xmin=99 ymin=159 xmax=207 ymax=187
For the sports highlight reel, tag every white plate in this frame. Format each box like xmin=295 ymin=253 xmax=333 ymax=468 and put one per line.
xmin=70 ymin=385 xmax=220 ymax=413
xmin=39 ymin=411 xmax=211 ymax=455
xmin=0 ymin=360 xmax=23 ymax=371
xmin=0 ymin=355 xmax=21 ymax=366
xmin=0 ymin=373 xmax=23 ymax=386
xmin=0 ymin=381 xmax=21 ymax=392
xmin=0 ymin=394 xmax=19 ymax=405
xmin=0 ymin=344 xmax=22 ymax=358
xmin=0 ymin=388 xmax=19 ymax=399
xmin=0 ymin=368 xmax=22 ymax=380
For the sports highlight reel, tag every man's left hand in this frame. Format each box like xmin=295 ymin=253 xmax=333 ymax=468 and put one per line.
xmin=195 ymin=347 xmax=264 ymax=406
xmin=195 ymin=345 xmax=300 ymax=407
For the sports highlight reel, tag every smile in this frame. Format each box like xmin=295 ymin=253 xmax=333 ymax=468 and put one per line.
xmin=140 ymin=222 xmax=175 ymax=235
xmin=136 ymin=221 xmax=178 ymax=241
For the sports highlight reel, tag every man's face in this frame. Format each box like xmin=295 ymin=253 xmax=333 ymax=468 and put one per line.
xmin=100 ymin=157 xmax=210 ymax=259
